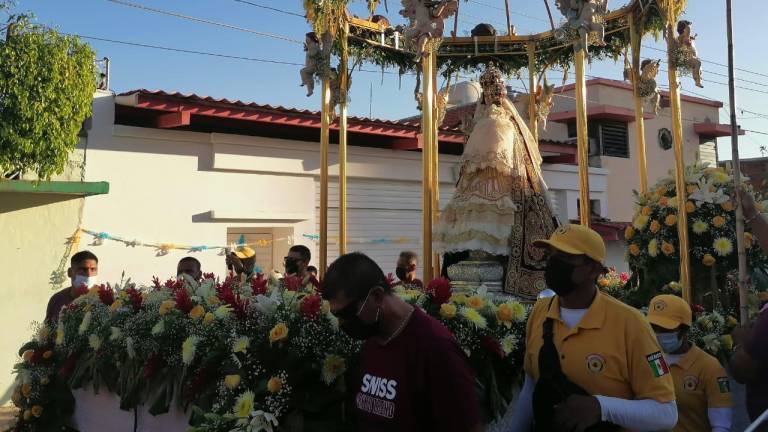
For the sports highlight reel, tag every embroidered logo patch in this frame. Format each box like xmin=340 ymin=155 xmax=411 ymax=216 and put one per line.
xmin=646 ymin=351 xmax=670 ymax=377
xmin=683 ymin=375 xmax=698 ymax=391
xmin=555 ymin=225 xmax=571 ymax=235
xmin=717 ymin=377 xmax=731 ymax=393
xmin=586 ymin=354 xmax=605 ymax=373
xmin=653 ymin=300 xmax=667 ymax=312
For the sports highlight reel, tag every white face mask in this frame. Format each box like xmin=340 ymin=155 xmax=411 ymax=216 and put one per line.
xmin=656 ymin=331 xmax=684 ymax=353
xmin=73 ymin=275 xmax=98 ymax=288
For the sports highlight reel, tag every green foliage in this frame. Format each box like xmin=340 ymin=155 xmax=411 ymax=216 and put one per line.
xmin=0 ymin=15 xmax=96 ymax=180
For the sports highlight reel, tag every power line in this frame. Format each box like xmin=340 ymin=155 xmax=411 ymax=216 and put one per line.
xmin=465 ymin=0 xmax=550 ymax=24
xmin=642 ymin=44 xmax=768 ymax=80
xmin=103 ymin=0 xmax=303 ymax=44
xmin=231 ymin=0 xmax=304 ymax=18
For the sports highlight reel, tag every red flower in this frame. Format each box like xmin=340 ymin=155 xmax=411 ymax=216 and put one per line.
xmin=216 ymin=284 xmax=249 ymax=320
xmin=58 ymin=353 xmax=80 ymax=378
xmin=619 ymin=272 xmax=629 ymax=282
xmin=97 ymin=284 xmax=115 ymax=306
xmin=74 ymin=284 xmax=89 ymax=297
xmin=284 ymin=276 xmax=303 ymax=292
xmin=201 ymin=272 xmax=216 ymax=281
xmin=174 ymin=287 xmax=193 ymax=314
xmin=251 ymin=274 xmax=268 ymax=296
xmin=693 ymin=304 xmax=706 ymax=314
xmin=300 ymin=294 xmax=322 ymax=320
xmin=125 ymin=286 xmax=143 ymax=311
xmin=308 ymin=275 xmax=320 ymax=290
xmin=426 ymin=278 xmax=452 ymax=305
xmin=480 ymin=335 xmax=505 ymax=358
xmin=385 ymin=273 xmax=395 ymax=289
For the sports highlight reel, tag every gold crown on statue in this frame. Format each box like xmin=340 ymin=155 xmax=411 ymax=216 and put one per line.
xmin=480 ymin=63 xmax=505 ymax=97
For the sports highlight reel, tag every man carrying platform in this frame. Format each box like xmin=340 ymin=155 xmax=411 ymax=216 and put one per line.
xmin=510 ymin=224 xmax=678 ymax=431
xmin=46 ymin=250 xmax=99 ymax=322
xmin=392 ymin=251 xmax=423 ymax=290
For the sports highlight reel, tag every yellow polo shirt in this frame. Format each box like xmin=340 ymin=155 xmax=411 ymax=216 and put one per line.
xmin=524 ymin=291 xmax=676 ymax=403
xmin=670 ymin=345 xmax=732 ymax=432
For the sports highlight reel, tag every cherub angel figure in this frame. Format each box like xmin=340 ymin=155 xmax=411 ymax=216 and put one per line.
xmin=638 ymin=59 xmax=662 ymax=114
xmin=670 ymin=20 xmax=703 ymax=88
xmin=400 ymin=0 xmax=458 ymax=60
xmin=555 ymin=0 xmax=608 ymax=53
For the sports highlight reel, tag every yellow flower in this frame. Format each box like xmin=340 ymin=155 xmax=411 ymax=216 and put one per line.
xmin=450 ymin=294 xmax=467 ymax=305
xmin=496 ymin=303 xmax=515 ymax=326
xmin=269 ymin=323 xmax=289 ymax=344
xmin=509 ymin=302 xmax=526 ymax=321
xmin=501 ymin=334 xmax=518 ymax=355
xmin=467 ymin=296 xmax=484 ymax=309
xmin=659 ymin=197 xmax=669 ymax=207
xmin=233 ymin=390 xmax=255 ymax=418
xmin=189 ymin=305 xmax=205 ymax=320
xmin=598 ymin=278 xmax=610 ymax=287
xmin=55 ymin=326 xmax=64 ymax=345
xmin=30 ymin=405 xmax=43 ymax=418
xmin=182 ymin=336 xmax=199 ymax=365
xmin=713 ymin=237 xmax=734 ymax=256
xmin=650 ymin=220 xmax=661 ymax=233
xmin=224 ymin=374 xmax=241 ymax=390
xmin=641 ymin=206 xmax=652 ymax=216
xmin=460 ymin=307 xmax=487 ymax=328
xmin=692 ymin=220 xmax=709 ymax=234
xmin=727 ymin=316 xmax=738 ymax=327
xmin=685 ymin=201 xmax=696 ymax=213
xmin=159 ymin=299 xmax=176 ymax=316
xmin=439 ymin=303 xmax=457 ymax=319
xmin=720 ymin=334 xmax=734 ymax=351
xmin=203 ymin=312 xmax=215 ymax=325
xmin=701 ymin=318 xmax=714 ymax=330
xmin=42 ymin=351 xmax=53 ymax=360
xmin=21 ymin=383 xmax=32 ymax=398
xmin=665 ymin=214 xmax=677 ymax=227
xmin=668 ymin=281 xmax=682 ymax=292
xmin=703 ymin=254 xmax=716 ymax=267
xmin=686 ymin=184 xmax=699 ymax=194
xmin=267 ymin=377 xmax=283 ymax=394
xmin=745 ymin=232 xmax=754 ymax=249
xmin=721 ymin=201 xmax=735 ymax=212
xmin=661 ymin=241 xmax=675 ymax=256
xmin=22 ymin=350 xmax=34 ymax=362
xmin=40 ymin=377 xmax=49 ymax=386
xmin=624 ymin=226 xmax=635 ymax=240
xmin=322 ymin=354 xmax=346 ymax=385
xmin=633 ymin=215 xmax=650 ymax=231
xmin=206 ymin=296 xmax=220 ymax=306
xmin=232 ymin=336 xmax=250 ymax=354
xmin=629 ymin=244 xmax=641 ymax=256
xmin=712 ymin=216 xmax=726 ymax=228
xmin=648 ymin=239 xmax=659 ymax=257
xmin=712 ymin=171 xmax=730 ymax=184
xmin=110 ymin=299 xmax=123 ymax=312
xmin=656 ymin=185 xmax=668 ymax=196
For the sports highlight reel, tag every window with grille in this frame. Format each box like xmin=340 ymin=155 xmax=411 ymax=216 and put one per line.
xmin=566 ymin=120 xmax=629 ymax=158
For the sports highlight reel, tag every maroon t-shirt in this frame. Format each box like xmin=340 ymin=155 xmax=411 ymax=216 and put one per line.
xmin=353 ymin=307 xmax=481 ymax=431
xmin=45 ymin=287 xmax=74 ymax=322
xmin=746 ymin=307 xmax=768 ymax=421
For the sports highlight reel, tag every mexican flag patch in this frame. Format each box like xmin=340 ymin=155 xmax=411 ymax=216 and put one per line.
xmin=646 ymin=351 xmax=670 ymax=377
xmin=717 ymin=377 xmax=731 ymax=393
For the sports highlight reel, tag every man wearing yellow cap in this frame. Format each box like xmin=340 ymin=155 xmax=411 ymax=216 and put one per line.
xmin=647 ymin=294 xmax=732 ymax=432
xmin=508 ymin=224 xmax=677 ymax=431
xmin=226 ymin=246 xmax=258 ymax=279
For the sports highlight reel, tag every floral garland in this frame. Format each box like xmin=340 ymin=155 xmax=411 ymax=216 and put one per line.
xmin=11 ymin=275 xmax=529 ymax=430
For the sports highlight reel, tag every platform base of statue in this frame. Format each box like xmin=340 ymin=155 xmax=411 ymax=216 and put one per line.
xmin=447 ymin=250 xmax=504 ymax=295
xmin=72 ymin=388 xmax=189 ymax=431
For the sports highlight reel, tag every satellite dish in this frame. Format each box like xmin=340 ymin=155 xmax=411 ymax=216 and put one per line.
xmin=658 ymin=128 xmax=673 ymax=151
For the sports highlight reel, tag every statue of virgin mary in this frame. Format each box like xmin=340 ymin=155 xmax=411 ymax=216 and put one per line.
xmin=434 ymin=63 xmax=558 ymax=300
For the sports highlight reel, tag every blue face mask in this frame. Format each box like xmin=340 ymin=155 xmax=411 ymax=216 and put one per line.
xmin=656 ymin=332 xmax=683 ymax=353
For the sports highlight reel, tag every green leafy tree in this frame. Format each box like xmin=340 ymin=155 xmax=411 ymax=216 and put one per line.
xmin=0 ymin=10 xmax=96 ymax=180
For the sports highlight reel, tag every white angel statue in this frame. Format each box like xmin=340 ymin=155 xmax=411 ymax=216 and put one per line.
xmin=399 ymin=0 xmax=458 ymax=60
xmin=555 ymin=0 xmax=608 ymax=53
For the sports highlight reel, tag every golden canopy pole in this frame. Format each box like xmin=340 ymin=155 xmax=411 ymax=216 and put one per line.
xmin=574 ymin=49 xmax=591 ymax=227
xmin=319 ymin=77 xmax=331 ymax=276
xmin=628 ymin=12 xmax=649 ymax=195
xmin=527 ymin=41 xmax=538 ymax=144
xmin=663 ymin=8 xmax=691 ymax=303
xmin=338 ymin=21 xmax=349 ymax=256
xmin=421 ymin=51 xmax=435 ymax=284
xmin=431 ymin=53 xmax=441 ymax=280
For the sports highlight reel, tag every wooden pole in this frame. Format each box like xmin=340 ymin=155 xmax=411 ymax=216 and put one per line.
xmin=319 ymin=77 xmax=331 ymax=276
xmin=421 ymin=52 xmax=435 ymax=284
xmin=664 ymin=17 xmax=692 ymax=302
xmin=339 ymin=21 xmax=349 ymax=256
xmin=504 ymin=0 xmax=512 ymax=35
xmin=452 ymin=0 xmax=459 ymax=38
xmin=527 ymin=41 xmax=538 ymax=144
xmin=629 ymin=12 xmax=649 ymax=195
xmin=725 ymin=0 xmax=749 ymax=324
xmin=431 ymin=53 xmax=441 ymax=280
xmin=574 ymin=49 xmax=591 ymax=226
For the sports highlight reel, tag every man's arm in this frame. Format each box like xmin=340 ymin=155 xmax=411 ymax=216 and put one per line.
xmin=730 ymin=348 xmax=760 ymax=383
xmin=730 ymin=309 xmax=768 ymax=383
xmin=427 ymin=336 xmax=483 ymax=432
xmin=738 ymin=186 xmax=768 ymax=251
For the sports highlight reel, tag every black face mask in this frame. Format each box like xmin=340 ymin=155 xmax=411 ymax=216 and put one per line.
xmin=395 ymin=267 xmax=408 ymax=281
xmin=340 ymin=313 xmax=380 ymax=340
xmin=545 ymin=256 xmax=578 ymax=296
xmin=284 ymin=259 xmax=299 ymax=275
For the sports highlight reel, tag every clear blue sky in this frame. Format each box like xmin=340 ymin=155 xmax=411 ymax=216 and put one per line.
xmin=12 ymin=0 xmax=768 ymax=158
